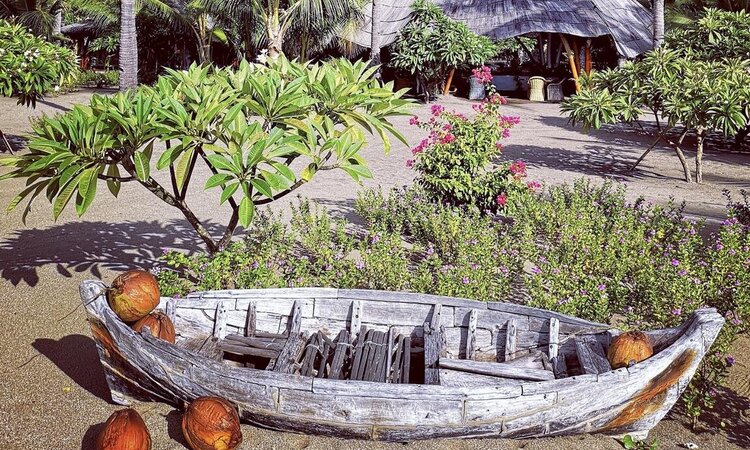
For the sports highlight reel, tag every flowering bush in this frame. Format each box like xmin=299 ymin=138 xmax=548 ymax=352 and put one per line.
xmin=407 ymin=95 xmax=532 ymax=212
xmin=0 ymin=20 xmax=78 ymax=107
xmin=471 ymin=66 xmax=493 ymax=85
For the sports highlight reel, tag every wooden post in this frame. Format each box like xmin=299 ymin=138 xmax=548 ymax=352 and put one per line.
xmin=585 ymin=39 xmax=592 ymax=75
xmin=560 ymin=34 xmax=580 ymax=92
xmin=547 ymin=33 xmax=553 ymax=69
xmin=443 ymin=68 xmax=456 ymax=95
xmin=572 ymin=38 xmax=581 ymax=75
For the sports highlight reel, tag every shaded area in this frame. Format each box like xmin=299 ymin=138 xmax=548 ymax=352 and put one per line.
xmin=671 ymin=386 xmax=750 ymax=448
xmin=0 ymin=133 xmax=28 ymax=153
xmin=166 ymin=409 xmax=190 ymax=448
xmin=32 ymin=335 xmax=111 ymax=403
xmin=80 ymin=421 xmax=105 ymax=450
xmin=0 ymin=219 xmax=215 ymax=286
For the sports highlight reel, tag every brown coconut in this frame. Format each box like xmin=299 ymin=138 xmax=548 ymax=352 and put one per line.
xmin=131 ymin=311 xmax=176 ymax=343
xmin=182 ymin=397 xmax=242 ymax=450
xmin=108 ymin=270 xmax=160 ymax=323
xmin=607 ymin=331 xmax=654 ymax=369
xmin=96 ymin=408 xmax=152 ymax=450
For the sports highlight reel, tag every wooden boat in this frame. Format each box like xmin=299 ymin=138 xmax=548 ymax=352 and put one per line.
xmin=80 ymin=280 xmax=724 ymax=441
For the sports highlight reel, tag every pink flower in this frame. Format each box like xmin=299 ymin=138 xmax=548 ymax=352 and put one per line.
xmin=502 ymin=128 xmax=511 ymax=139
xmin=509 ymin=160 xmax=527 ymax=177
xmin=440 ymin=133 xmax=456 ymax=144
xmin=430 ymin=104 xmax=445 ymax=116
xmin=495 ymin=141 xmax=503 ymax=150
xmin=496 ymin=193 xmax=507 ymax=207
xmin=406 ymin=159 xmax=414 ymax=168
xmin=527 ymin=180 xmax=541 ymax=190
xmin=472 ymin=103 xmax=485 ymax=113
xmin=442 ymin=123 xmax=452 ymax=131
xmin=471 ymin=66 xmax=493 ymax=84
xmin=409 ymin=116 xmax=419 ymax=125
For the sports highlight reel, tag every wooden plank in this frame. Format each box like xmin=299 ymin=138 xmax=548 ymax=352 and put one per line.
xmin=552 ymin=355 xmax=568 ymax=379
xmin=272 ymin=331 xmax=308 ymax=374
xmin=548 ymin=317 xmax=560 ymax=360
xmin=364 ymin=331 xmax=386 ymax=382
xmin=401 ymin=336 xmax=411 ymax=384
xmin=439 ymin=369 xmax=524 ymax=389
xmin=438 ymin=359 xmax=554 ymax=381
xmin=385 ymin=328 xmax=394 ymax=382
xmin=300 ymin=333 xmax=321 ymax=377
xmin=466 ymin=309 xmax=478 ymax=360
xmin=349 ymin=300 xmax=362 ymax=340
xmin=165 ymin=298 xmax=176 ymax=324
xmin=424 ymin=304 xmax=445 ymax=385
xmin=287 ymin=300 xmax=302 ymax=335
xmin=504 ymin=319 xmax=517 ymax=362
xmin=225 ymin=334 xmax=285 ymax=351
xmin=575 ymin=336 xmax=611 ymax=374
xmin=315 ymin=297 xmax=456 ymax=328
xmin=329 ymin=330 xmax=350 ymax=380
xmin=317 ymin=332 xmax=332 ymax=378
xmin=245 ymin=301 xmax=256 ymax=337
xmin=337 ymin=289 xmax=487 ymax=309
xmin=220 ymin=343 xmax=278 ymax=359
xmin=391 ymin=334 xmax=404 ymax=383
xmin=349 ymin=327 xmax=368 ymax=381
xmin=213 ymin=301 xmax=229 ymax=339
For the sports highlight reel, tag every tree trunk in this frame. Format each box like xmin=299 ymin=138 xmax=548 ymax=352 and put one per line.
xmin=667 ymin=129 xmax=692 ymax=183
xmin=54 ymin=10 xmax=62 ymax=35
xmin=119 ymin=0 xmax=138 ymax=91
xmin=652 ymin=0 xmax=665 ymax=48
xmin=695 ymin=129 xmax=704 ymax=184
xmin=267 ymin=11 xmax=283 ymax=57
xmin=370 ymin=0 xmax=382 ymax=66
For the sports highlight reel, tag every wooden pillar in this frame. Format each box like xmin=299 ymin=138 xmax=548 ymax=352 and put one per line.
xmin=572 ymin=38 xmax=581 ymax=75
xmin=547 ymin=33 xmax=553 ymax=69
xmin=585 ymin=39 xmax=592 ymax=75
xmin=560 ymin=34 xmax=580 ymax=92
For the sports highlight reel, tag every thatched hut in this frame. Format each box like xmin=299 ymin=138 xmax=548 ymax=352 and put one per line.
xmin=354 ymin=0 xmax=653 ymax=58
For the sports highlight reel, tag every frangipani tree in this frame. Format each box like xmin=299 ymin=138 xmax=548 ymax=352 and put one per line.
xmin=0 ymin=58 xmax=411 ymax=252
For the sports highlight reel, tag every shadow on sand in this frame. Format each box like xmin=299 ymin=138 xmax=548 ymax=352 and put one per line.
xmin=32 ymin=334 xmax=111 ymax=403
xmin=0 ymin=219 xmax=217 ymax=287
xmin=670 ymin=386 xmax=750 ymax=448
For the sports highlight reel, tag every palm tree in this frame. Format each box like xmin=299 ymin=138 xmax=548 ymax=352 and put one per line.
xmin=211 ymin=0 xmax=366 ymax=58
xmin=0 ymin=0 xmax=64 ymax=38
xmin=653 ymin=0 xmax=665 ymax=47
xmin=120 ymin=0 xmax=137 ymax=89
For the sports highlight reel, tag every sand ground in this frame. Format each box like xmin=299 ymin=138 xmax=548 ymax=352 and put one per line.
xmin=0 ymin=90 xmax=748 ymax=449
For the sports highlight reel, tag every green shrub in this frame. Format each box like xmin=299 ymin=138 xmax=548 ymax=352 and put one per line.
xmin=76 ymin=70 xmax=120 ymax=88
xmin=156 ymin=180 xmax=748 ymax=426
xmin=0 ymin=20 xmax=79 ymax=107
xmin=407 ymin=96 xmax=533 ymax=212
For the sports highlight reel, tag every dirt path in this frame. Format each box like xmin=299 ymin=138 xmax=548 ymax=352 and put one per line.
xmin=0 ymin=90 xmax=748 ymax=449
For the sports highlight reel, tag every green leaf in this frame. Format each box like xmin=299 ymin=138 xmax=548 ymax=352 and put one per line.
xmin=250 ymin=179 xmax=274 ymax=198
xmin=53 ymin=174 xmax=81 ymax=220
xmin=134 ymin=151 xmax=150 ymax=182
xmin=238 ymin=197 xmax=254 ymax=227
xmin=106 ymin=165 xmax=121 ymax=197
xmin=174 ymin=148 xmax=194 ymax=190
xmin=220 ymin=182 xmax=239 ymax=204
xmin=301 ymin=163 xmax=317 ymax=182
xmin=205 ymin=173 xmax=234 ymax=189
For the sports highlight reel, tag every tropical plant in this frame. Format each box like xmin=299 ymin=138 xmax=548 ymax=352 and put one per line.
xmin=561 ymin=10 xmax=750 ymax=183
xmin=0 ymin=19 xmax=78 ymax=106
xmin=0 ymin=0 xmax=64 ymax=38
xmin=389 ymin=0 xmax=498 ymax=101
xmin=407 ymin=95 xmax=534 ymax=211
xmin=0 ymin=58 xmax=411 ymax=252
xmin=208 ymin=0 xmax=366 ymax=59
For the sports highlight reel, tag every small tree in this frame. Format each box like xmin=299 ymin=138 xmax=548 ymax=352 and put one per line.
xmin=561 ymin=9 xmax=750 ymax=183
xmin=389 ymin=0 xmax=497 ymax=102
xmin=0 ymin=58 xmax=411 ymax=253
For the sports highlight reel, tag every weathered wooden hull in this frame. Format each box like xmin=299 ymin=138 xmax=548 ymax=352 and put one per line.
xmin=80 ymin=280 xmax=724 ymax=441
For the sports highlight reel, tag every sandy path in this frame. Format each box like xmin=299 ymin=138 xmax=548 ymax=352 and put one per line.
xmin=0 ymin=90 xmax=748 ymax=449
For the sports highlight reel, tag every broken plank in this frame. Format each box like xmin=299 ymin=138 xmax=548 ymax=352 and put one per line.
xmin=401 ymin=336 xmax=411 ymax=384
xmin=438 ymin=359 xmax=554 ymax=381
xmin=329 ymin=330 xmax=350 ymax=380
xmin=317 ymin=332 xmax=332 ymax=378
xmin=220 ymin=343 xmax=278 ymax=359
xmin=165 ymin=298 xmax=176 ymax=324
xmin=385 ymin=328 xmax=394 ymax=383
xmin=213 ymin=301 xmax=229 ymax=339
xmin=575 ymin=336 xmax=611 ymax=374
xmin=466 ymin=309 xmax=478 ymax=360
xmin=245 ymin=301 xmax=256 ymax=337
xmin=391 ymin=334 xmax=404 ymax=383
xmin=349 ymin=300 xmax=362 ymax=340
xmin=285 ymin=300 xmax=302 ymax=335
xmin=552 ymin=355 xmax=568 ymax=379
xmin=504 ymin=318 xmax=517 ymax=362
xmin=424 ymin=304 xmax=445 ymax=385
xmin=548 ymin=317 xmax=559 ymax=360
xmin=272 ymin=331 xmax=308 ymax=374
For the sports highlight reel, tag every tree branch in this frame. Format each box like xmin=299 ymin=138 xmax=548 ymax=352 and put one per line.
xmin=196 ymin=147 xmax=238 ymax=210
xmin=98 ymin=174 xmax=136 ymax=182
xmin=254 ymin=179 xmax=306 ymax=205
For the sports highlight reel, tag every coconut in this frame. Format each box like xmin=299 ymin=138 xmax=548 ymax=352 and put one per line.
xmin=607 ymin=331 xmax=654 ymax=369
xmin=182 ymin=397 xmax=242 ymax=450
xmin=132 ymin=311 xmax=175 ymax=343
xmin=108 ymin=270 xmax=160 ymax=323
xmin=96 ymin=408 xmax=151 ymax=450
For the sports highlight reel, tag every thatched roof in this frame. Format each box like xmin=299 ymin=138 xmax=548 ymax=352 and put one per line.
xmin=352 ymin=0 xmax=654 ymax=58
xmin=60 ymin=21 xmax=99 ymax=37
